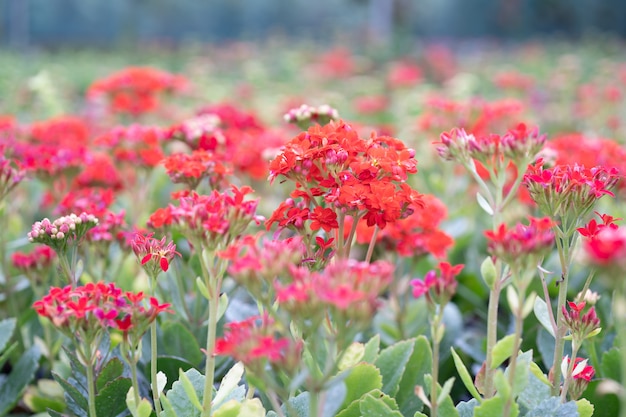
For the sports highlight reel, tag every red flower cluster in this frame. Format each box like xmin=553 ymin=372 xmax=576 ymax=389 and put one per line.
xmin=33 ymin=281 xmax=171 ymax=335
xmin=95 ymin=125 xmax=165 ymax=169
xmin=354 ymin=194 xmax=454 ymax=259
xmin=267 ymin=120 xmax=423 ymax=233
xmin=166 ymin=104 xmax=287 ymax=180
xmin=220 ymin=235 xmax=305 ymax=298
xmin=484 ymin=216 xmax=555 ymax=266
xmin=561 ymin=356 xmax=595 ymax=400
xmin=162 ymin=150 xmax=232 ymax=190
xmin=214 ymin=314 xmax=301 ymax=374
xmin=11 ymin=246 xmax=55 ymax=272
xmin=130 ymin=232 xmax=180 ymax=277
xmin=418 ymin=96 xmax=525 ymax=141
xmin=87 ymin=67 xmax=188 ymax=116
xmin=579 ymin=217 xmax=626 ymax=274
xmin=523 ymin=159 xmax=620 ymax=220
xmin=387 ymin=60 xmax=422 ymax=89
xmin=274 ymin=259 xmax=394 ymax=323
xmin=411 ymin=262 xmax=464 ymax=306
xmin=148 ymin=186 xmax=261 ymax=249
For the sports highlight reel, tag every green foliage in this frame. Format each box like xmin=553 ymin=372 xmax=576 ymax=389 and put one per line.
xmin=0 ymin=345 xmax=41 ymax=416
xmin=340 ymin=363 xmax=383 ymax=409
xmin=491 ymin=335 xmax=516 ymax=370
xmin=161 ymin=322 xmax=204 ymax=366
xmin=451 ymin=348 xmax=482 ymax=402
xmin=600 ymin=347 xmax=622 ymax=382
xmin=161 ymin=368 xmax=206 ymax=417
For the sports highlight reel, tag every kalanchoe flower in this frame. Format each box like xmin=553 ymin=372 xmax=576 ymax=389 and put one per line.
xmin=577 ymin=212 xmax=620 ymax=238
xmin=411 ymin=262 xmax=464 ymax=306
xmin=523 ymin=159 xmax=620 ymax=222
xmin=214 ymin=314 xmax=302 ymax=376
xmin=130 ymin=232 xmax=180 ymax=278
xmin=11 ymin=245 xmax=55 ymax=273
xmin=162 ymin=150 xmax=232 ymax=190
xmin=484 ymin=216 xmax=555 ymax=270
xmin=561 ymin=301 xmax=602 ymax=343
xmin=283 ymin=104 xmax=340 ymax=130
xmin=148 ymin=185 xmax=262 ymax=251
xmin=561 ymin=356 xmax=595 ymax=400
xmin=275 ymin=259 xmax=394 ymax=326
xmin=0 ymin=150 xmax=26 ymax=201
xmin=580 ymin=221 xmax=626 ymax=279
xmin=33 ymin=281 xmax=171 ymax=342
xmin=28 ymin=212 xmax=99 ymax=253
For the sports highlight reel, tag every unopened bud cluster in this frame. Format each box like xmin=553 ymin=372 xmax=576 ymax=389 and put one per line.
xmin=561 ymin=301 xmax=601 ymax=344
xmin=28 ymin=212 xmax=99 ymax=252
xmin=284 ymin=104 xmax=339 ymax=129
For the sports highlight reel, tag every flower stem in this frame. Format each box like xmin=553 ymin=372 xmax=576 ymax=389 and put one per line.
xmin=83 ymin=347 xmax=98 ymax=417
xmin=560 ymin=342 xmax=580 ymax=402
xmin=483 ymin=280 xmax=502 ymax=398
xmin=150 ymin=320 xmax=162 ymax=416
xmin=364 ymin=225 xmax=379 ymax=263
xmin=551 ymin=235 xmax=571 ymax=396
xmin=614 ymin=285 xmax=626 ymax=417
xmin=430 ymin=308 xmax=443 ymax=417
xmin=503 ymin=286 xmax=526 ymax=417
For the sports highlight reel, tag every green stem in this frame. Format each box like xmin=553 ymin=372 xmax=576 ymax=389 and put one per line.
xmin=150 ymin=320 xmax=162 ymax=416
xmin=615 ymin=286 xmax=626 ymax=417
xmin=551 ymin=235 xmax=571 ymax=396
xmin=483 ymin=280 xmax=502 ymax=398
xmin=309 ymin=389 xmax=320 ymax=417
xmin=576 ymin=270 xmax=596 ymax=303
xmin=364 ymin=225 xmax=379 ymax=263
xmin=84 ymin=349 xmax=98 ymax=417
xmin=503 ymin=286 xmax=526 ymax=416
xmin=430 ymin=308 xmax=443 ymax=417
xmin=560 ymin=342 xmax=580 ymax=402
xmin=130 ymin=354 xmax=141 ymax=406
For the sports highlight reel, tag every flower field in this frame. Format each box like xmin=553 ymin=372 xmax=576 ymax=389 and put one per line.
xmin=1 ymin=39 xmax=626 ymax=417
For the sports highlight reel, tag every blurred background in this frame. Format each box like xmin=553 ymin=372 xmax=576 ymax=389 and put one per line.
xmin=2 ymin=0 xmax=626 ymax=50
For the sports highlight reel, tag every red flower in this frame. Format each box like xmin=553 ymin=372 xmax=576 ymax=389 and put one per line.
xmin=131 ymin=233 xmax=180 ymax=276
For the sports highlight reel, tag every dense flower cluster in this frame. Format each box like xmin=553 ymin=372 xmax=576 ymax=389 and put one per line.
xmin=28 ymin=212 xmax=99 ymax=252
xmin=275 ymin=259 xmax=394 ymax=323
xmin=87 ymin=67 xmax=188 ymax=116
xmin=436 ymin=123 xmax=545 ymax=169
xmin=148 ymin=186 xmax=261 ymax=250
xmin=214 ymin=314 xmax=302 ymax=375
xmin=162 ymin=150 xmax=232 ymax=190
xmin=354 ymin=194 xmax=454 ymax=259
xmin=33 ymin=281 xmax=171 ymax=338
xmin=94 ymin=125 xmax=165 ymax=169
xmin=267 ymin=120 xmax=423 ymax=234
xmin=523 ymin=158 xmax=620 ymax=221
xmin=11 ymin=246 xmax=55 ymax=272
xmin=484 ymin=216 xmax=555 ymax=268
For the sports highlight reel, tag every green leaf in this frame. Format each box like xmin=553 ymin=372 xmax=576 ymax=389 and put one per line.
xmin=362 ymin=334 xmax=380 ymax=363
xmin=213 ymin=362 xmax=244 ymax=410
xmin=95 ymin=377 xmax=132 ymax=417
xmin=0 ymin=318 xmax=16 ymax=352
xmin=0 ymin=341 xmax=17 ymax=371
xmin=96 ymin=357 xmax=124 ymax=391
xmin=480 ymin=257 xmax=496 ymax=290
xmin=212 ymin=400 xmax=241 ymax=417
xmin=162 ymin=322 xmax=203 ymax=366
xmin=0 ymin=345 xmax=42 ymax=415
xmin=437 ymin=377 xmax=455 ymax=406
xmin=179 ymin=369 xmax=203 ymax=412
xmin=153 ymin=355 xmax=194 ymax=391
xmin=576 ymin=398 xmax=594 ymax=417
xmin=340 ymin=363 xmax=383 ymax=410
xmin=338 ymin=343 xmax=365 ymax=371
xmin=491 ymin=334 xmax=515 ymax=369
xmin=524 ymin=397 xmax=578 ymax=416
xmin=239 ymin=398 xmax=265 ymax=417
xmin=506 ymin=350 xmax=531 ymax=396
xmin=533 ymin=297 xmax=556 ymax=338
xmin=600 ymin=347 xmax=622 ymax=381
xmin=474 ymin=395 xmax=518 ymax=417
xmin=52 ymin=373 xmax=88 ymax=417
xmin=196 ymin=277 xmax=211 ymax=300
xmin=423 ymin=375 xmax=459 ymax=417
xmin=126 ymin=387 xmax=153 ymax=417
xmin=374 ymin=339 xmax=415 ymax=396
xmin=323 ymin=379 xmax=347 ymax=417
xmin=281 ymin=391 xmax=309 ymax=417
xmin=163 ymin=368 xmax=205 ymax=417
xmin=217 ymin=293 xmax=229 ymax=322
xmin=457 ymin=399 xmax=479 ymax=417
xmin=476 ymin=192 xmax=494 ymax=215
xmin=397 ymin=336 xmax=432 ymax=417
xmin=451 ymin=347 xmax=482 ymax=402
xmin=516 ymin=371 xmax=551 ymax=414
xmin=359 ymin=392 xmax=403 ymax=416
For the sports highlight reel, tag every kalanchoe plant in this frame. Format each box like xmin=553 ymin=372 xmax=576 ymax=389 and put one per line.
xmin=283 ymin=104 xmax=340 ymax=130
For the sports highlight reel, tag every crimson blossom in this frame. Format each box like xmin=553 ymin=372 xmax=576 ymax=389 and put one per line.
xmin=267 ymin=120 xmax=423 ymax=254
